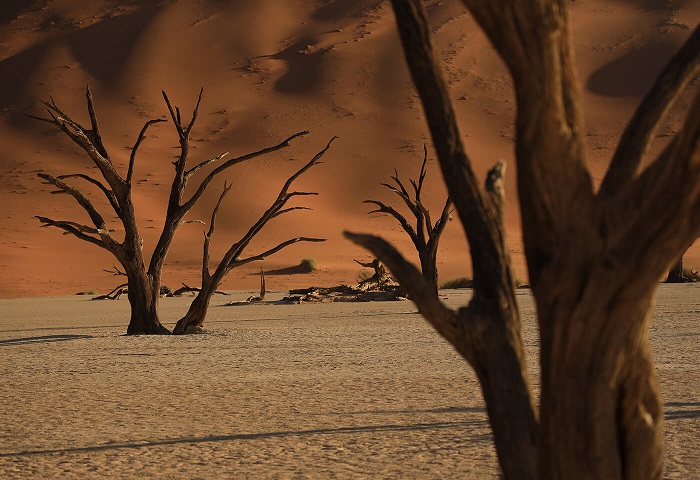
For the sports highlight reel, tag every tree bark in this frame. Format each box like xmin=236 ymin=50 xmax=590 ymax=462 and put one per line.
xmin=666 ymin=256 xmax=684 ymax=282
xmin=124 ymin=262 xmax=169 ymax=335
xmin=353 ymin=1 xmax=698 ymax=478
xmin=537 ymin=272 xmax=663 ymax=479
xmin=173 ymin=282 xmax=214 ymax=334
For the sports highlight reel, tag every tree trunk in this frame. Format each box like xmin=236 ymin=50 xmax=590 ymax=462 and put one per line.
xmin=666 ymin=256 xmax=684 ymax=282
xmin=418 ymin=252 xmax=438 ymax=296
xmin=173 ymin=281 xmax=216 ymax=334
xmin=457 ymin=304 xmax=538 ymax=480
xmin=536 ymin=270 xmax=664 ymax=479
xmin=125 ymin=267 xmax=170 ymax=335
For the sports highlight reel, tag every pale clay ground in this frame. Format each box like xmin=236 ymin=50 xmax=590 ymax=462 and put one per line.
xmin=0 ymin=285 xmax=698 ymax=479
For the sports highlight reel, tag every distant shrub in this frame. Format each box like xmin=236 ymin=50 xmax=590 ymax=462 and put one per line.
xmin=440 ymin=277 xmax=473 ymax=289
xmin=300 ymin=258 xmax=317 ymax=272
xmin=76 ymin=290 xmax=97 ymax=296
xmin=357 ymin=270 xmax=373 ymax=283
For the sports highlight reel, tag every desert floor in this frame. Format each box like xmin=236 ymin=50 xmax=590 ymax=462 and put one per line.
xmin=1 ymin=284 xmax=698 ymax=479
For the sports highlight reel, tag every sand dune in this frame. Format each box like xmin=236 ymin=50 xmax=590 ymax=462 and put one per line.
xmin=0 ymin=0 xmax=698 ymax=298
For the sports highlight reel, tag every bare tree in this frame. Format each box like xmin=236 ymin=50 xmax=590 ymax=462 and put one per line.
xmin=33 ymin=87 xmax=309 ymax=334
xmin=347 ymin=2 xmax=700 ymax=479
xmin=363 ymin=145 xmax=451 ymax=296
xmin=666 ymin=255 xmax=684 ymax=283
xmin=173 ymin=137 xmax=336 ymax=334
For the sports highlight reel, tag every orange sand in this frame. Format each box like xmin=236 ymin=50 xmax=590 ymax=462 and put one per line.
xmin=0 ymin=1 xmax=698 ymax=298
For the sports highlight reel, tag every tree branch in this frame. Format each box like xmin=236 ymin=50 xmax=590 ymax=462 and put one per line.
xmin=104 ymin=265 xmax=126 ymax=277
xmin=610 ymin=88 xmax=700 ymax=272
xmin=128 ymin=118 xmax=167 ymax=185
xmin=203 ymin=182 xmax=233 ymax=284
xmin=344 ymin=231 xmax=462 ymax=346
xmin=363 ymin=199 xmax=420 ymax=245
xmin=272 ymin=206 xmax=313 ymax=219
xmin=185 ymin=152 xmax=229 ymax=180
xmin=161 ymin=87 xmax=204 ymax=140
xmin=38 ymin=173 xmax=111 ymax=235
xmin=57 ymin=173 xmax=121 ymax=217
xmin=35 ymin=216 xmax=105 ymax=248
xmin=181 ymin=131 xmax=312 ymax=212
xmin=600 ymin=25 xmax=700 ymax=197
xmin=229 ymin=237 xmax=326 ymax=269
xmin=85 ymin=85 xmax=108 ymax=159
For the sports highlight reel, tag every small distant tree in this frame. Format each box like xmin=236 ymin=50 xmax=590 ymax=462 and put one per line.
xmin=363 ymin=145 xmax=451 ymax=296
xmin=173 ymin=137 xmax=336 ymax=334
xmin=32 ymin=87 xmax=310 ymax=334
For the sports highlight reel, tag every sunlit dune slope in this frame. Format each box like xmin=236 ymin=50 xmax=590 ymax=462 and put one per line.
xmin=0 ymin=0 xmax=697 ymax=297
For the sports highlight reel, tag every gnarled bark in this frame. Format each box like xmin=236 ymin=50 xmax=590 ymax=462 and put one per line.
xmin=348 ymin=1 xmax=699 ymax=479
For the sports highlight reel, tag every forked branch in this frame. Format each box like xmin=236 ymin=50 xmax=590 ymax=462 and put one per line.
xmin=601 ymin=25 xmax=700 ymax=196
xmin=35 ymin=216 xmax=104 ymax=248
xmin=181 ymin=131 xmax=312 ymax=212
xmin=230 ymin=237 xmax=326 ymax=269
xmin=38 ymin=173 xmax=110 ymax=235
xmin=221 ymin=137 xmax=337 ymax=265
xmin=202 ymin=182 xmax=233 ymax=282
xmin=128 ymin=118 xmax=167 ymax=185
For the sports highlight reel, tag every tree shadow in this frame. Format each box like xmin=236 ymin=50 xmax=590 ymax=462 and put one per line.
xmin=1 ymin=418 xmax=490 ymax=458
xmin=664 ymin=402 xmax=700 ymax=420
xmin=0 ymin=334 xmax=93 ymax=346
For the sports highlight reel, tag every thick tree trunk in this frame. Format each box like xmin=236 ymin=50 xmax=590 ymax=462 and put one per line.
xmin=418 ymin=250 xmax=438 ymax=296
xmin=666 ymin=256 xmax=684 ymax=282
xmin=536 ymin=273 xmax=664 ymax=479
xmin=125 ymin=267 xmax=170 ymax=335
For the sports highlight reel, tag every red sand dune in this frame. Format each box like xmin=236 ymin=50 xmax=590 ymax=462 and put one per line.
xmin=0 ymin=0 xmax=697 ymax=298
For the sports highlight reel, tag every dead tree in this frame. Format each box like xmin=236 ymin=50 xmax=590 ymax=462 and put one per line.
xmin=172 ymin=137 xmax=335 ymax=334
xmin=246 ymin=269 xmax=266 ymax=303
xmin=354 ymin=258 xmax=394 ymax=288
xmin=347 ymin=2 xmax=700 ymax=479
xmin=32 ymin=87 xmax=309 ymax=334
xmin=666 ymin=255 xmax=684 ymax=282
xmin=364 ymin=145 xmax=451 ymax=296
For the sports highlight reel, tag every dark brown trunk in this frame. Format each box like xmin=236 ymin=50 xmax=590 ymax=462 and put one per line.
xmin=666 ymin=256 xmax=684 ymax=282
xmin=418 ymin=249 xmax=438 ymax=297
xmin=458 ymin=303 xmax=538 ymax=480
xmin=536 ymin=276 xmax=663 ymax=479
xmin=173 ymin=281 xmax=216 ymax=334
xmin=125 ymin=267 xmax=170 ymax=335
